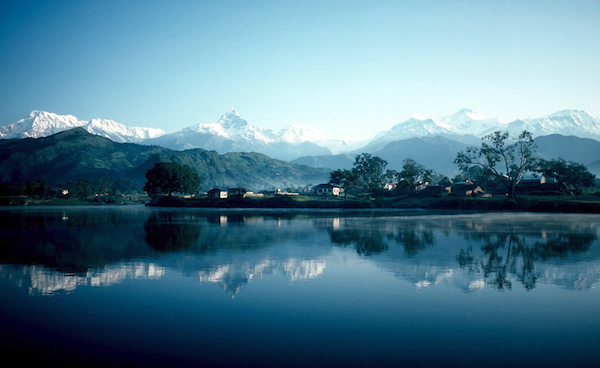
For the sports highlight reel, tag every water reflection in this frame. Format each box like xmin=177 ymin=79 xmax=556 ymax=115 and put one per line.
xmin=314 ymin=213 xmax=600 ymax=291
xmin=145 ymin=212 xmax=203 ymax=252
xmin=0 ymin=262 xmax=165 ymax=295
xmin=457 ymin=222 xmax=597 ymax=290
xmin=0 ymin=208 xmax=150 ymax=274
xmin=2 ymin=208 xmax=599 ymax=368
xmin=319 ymin=217 xmax=437 ymax=257
xmin=196 ymin=258 xmax=326 ymax=296
xmin=1 ymin=208 xmax=599 ymax=295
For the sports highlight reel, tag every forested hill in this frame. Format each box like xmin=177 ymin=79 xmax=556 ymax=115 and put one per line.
xmin=0 ymin=128 xmax=331 ymax=190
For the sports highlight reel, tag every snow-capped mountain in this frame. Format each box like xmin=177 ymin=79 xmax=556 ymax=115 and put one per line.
xmin=3 ymin=108 xmax=600 ymax=162
xmin=361 ymin=110 xmax=489 ymax=152
xmin=143 ymin=108 xmax=332 ymax=161
xmin=360 ymin=108 xmax=600 ymax=153
xmin=506 ymin=110 xmax=600 ymax=139
xmin=0 ymin=110 xmax=165 ymax=143
xmin=440 ymin=108 xmax=504 ymax=136
xmin=382 ymin=109 xmax=503 ymax=139
xmin=187 ymin=107 xmax=280 ymax=143
xmin=85 ymin=118 xmax=165 ymax=143
xmin=0 ymin=110 xmax=84 ymax=138
xmin=278 ymin=123 xmax=326 ymax=144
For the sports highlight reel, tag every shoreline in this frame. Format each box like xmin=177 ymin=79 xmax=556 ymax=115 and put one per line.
xmin=3 ymin=194 xmax=600 ymax=214
xmin=148 ymin=195 xmax=600 ymax=214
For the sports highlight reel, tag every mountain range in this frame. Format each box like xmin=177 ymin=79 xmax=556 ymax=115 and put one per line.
xmin=0 ymin=110 xmax=165 ymax=143
xmin=4 ymin=108 xmax=600 ymax=161
xmin=142 ymin=108 xmax=333 ymax=161
xmin=2 ymin=108 xmax=600 ymax=186
xmin=291 ymin=134 xmax=600 ymax=178
xmin=0 ymin=128 xmax=330 ymax=190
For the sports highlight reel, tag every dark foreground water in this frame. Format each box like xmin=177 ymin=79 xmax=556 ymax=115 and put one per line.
xmin=1 ymin=206 xmax=599 ymax=367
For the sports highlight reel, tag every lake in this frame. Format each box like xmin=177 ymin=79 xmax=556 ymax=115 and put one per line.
xmin=1 ymin=205 xmax=599 ymax=367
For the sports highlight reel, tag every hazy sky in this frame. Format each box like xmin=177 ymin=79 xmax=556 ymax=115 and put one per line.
xmin=1 ymin=0 xmax=599 ymax=139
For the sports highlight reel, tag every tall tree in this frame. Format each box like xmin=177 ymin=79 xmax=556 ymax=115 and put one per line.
xmin=144 ymin=162 xmax=201 ymax=199
xmin=454 ymin=130 xmax=536 ymax=200
xmin=328 ymin=169 xmax=358 ymax=196
xmin=396 ymin=158 xmax=433 ymax=193
xmin=352 ymin=153 xmax=388 ymax=193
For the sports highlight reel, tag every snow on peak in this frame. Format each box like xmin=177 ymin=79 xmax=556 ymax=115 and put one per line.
xmin=456 ymin=108 xmax=485 ymax=121
xmin=0 ymin=110 xmax=84 ymax=139
xmin=0 ymin=110 xmax=165 ymax=142
xmin=507 ymin=109 xmax=600 ymax=138
xmin=441 ymin=109 xmax=502 ymax=135
xmin=223 ymin=107 xmax=239 ymax=119
xmin=190 ymin=108 xmax=279 ymax=143
xmin=410 ymin=113 xmax=431 ymax=121
xmin=278 ymin=123 xmax=326 ymax=144
xmin=552 ymin=109 xmax=582 ymax=117
xmin=86 ymin=119 xmax=165 ymax=142
xmin=217 ymin=107 xmax=249 ymax=130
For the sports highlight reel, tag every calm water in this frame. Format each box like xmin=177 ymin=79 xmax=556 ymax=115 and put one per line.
xmin=1 ymin=206 xmax=599 ymax=367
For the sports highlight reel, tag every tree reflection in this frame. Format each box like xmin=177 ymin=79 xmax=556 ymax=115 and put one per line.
xmin=329 ymin=227 xmax=389 ymax=256
xmin=322 ymin=219 xmax=435 ymax=257
xmin=459 ymin=227 xmax=597 ymax=290
xmin=394 ymin=226 xmax=435 ymax=258
xmin=144 ymin=212 xmax=203 ymax=252
xmin=0 ymin=210 xmax=150 ymax=274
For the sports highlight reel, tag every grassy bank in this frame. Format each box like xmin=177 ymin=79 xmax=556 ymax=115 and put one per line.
xmin=149 ymin=194 xmax=600 ymax=213
xmin=151 ymin=195 xmax=375 ymax=209
xmin=6 ymin=193 xmax=600 ymax=214
xmin=0 ymin=194 xmax=151 ymax=206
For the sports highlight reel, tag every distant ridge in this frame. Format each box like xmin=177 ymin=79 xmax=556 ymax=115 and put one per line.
xmin=0 ymin=110 xmax=165 ymax=143
xmin=293 ymin=134 xmax=600 ymax=177
xmin=2 ymin=108 xmax=600 ymax=162
xmin=142 ymin=107 xmax=333 ymax=161
xmin=0 ymin=128 xmax=330 ymax=190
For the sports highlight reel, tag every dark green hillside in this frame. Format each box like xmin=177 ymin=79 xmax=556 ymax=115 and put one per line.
xmin=129 ymin=150 xmax=331 ymax=190
xmin=292 ymin=153 xmax=355 ymax=171
xmin=0 ymin=128 xmax=169 ymax=183
xmin=0 ymin=128 xmax=330 ymax=191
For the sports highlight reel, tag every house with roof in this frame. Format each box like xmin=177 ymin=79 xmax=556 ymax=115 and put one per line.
xmin=227 ymin=188 xmax=247 ymax=197
xmin=313 ymin=183 xmax=342 ymax=196
xmin=207 ymin=188 xmax=228 ymax=199
xmin=451 ymin=183 xmax=485 ymax=197
xmin=515 ymin=176 xmax=545 ymax=194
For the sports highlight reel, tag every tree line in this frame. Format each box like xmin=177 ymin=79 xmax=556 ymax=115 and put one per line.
xmin=0 ymin=176 xmax=143 ymax=203
xmin=328 ymin=130 xmax=596 ymax=199
xmin=2 ymin=130 xmax=595 ymax=203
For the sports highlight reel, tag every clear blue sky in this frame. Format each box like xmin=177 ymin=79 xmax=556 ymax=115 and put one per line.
xmin=1 ymin=0 xmax=599 ymax=139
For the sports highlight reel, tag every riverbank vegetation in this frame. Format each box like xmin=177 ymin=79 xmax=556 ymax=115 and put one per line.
xmin=147 ymin=193 xmax=600 ymax=213
xmin=3 ymin=129 xmax=599 ymax=213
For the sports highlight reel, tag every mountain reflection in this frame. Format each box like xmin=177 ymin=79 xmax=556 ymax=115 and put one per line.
xmin=0 ymin=262 xmax=164 ymax=295
xmin=197 ymin=258 xmax=326 ymax=296
xmin=1 ymin=209 xmax=600 ymax=295
xmin=315 ymin=213 xmax=600 ymax=291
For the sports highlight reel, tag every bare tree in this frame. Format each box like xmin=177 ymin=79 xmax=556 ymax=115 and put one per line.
xmin=454 ymin=131 xmax=535 ymax=200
